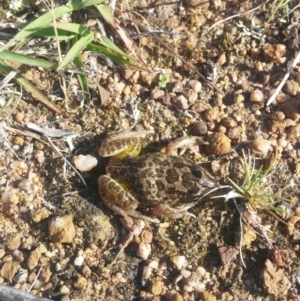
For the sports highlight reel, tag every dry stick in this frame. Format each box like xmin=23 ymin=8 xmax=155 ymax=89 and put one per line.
xmin=208 ymin=0 xmax=271 ymax=31
xmin=266 ymin=50 xmax=300 ymax=106
xmin=137 ymin=23 xmax=224 ymax=95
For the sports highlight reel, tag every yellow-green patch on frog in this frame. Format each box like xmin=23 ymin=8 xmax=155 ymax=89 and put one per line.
xmin=98 ymin=129 xmax=215 ymax=223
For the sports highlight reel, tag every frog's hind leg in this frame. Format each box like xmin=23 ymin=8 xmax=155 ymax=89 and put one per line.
xmin=98 ymin=175 xmax=159 ymax=223
xmin=152 ymin=203 xmax=196 ymax=219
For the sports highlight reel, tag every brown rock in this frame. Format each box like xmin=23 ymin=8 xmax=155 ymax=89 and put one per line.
xmin=221 ymin=117 xmax=237 ymax=128
xmin=206 ymin=133 xmax=231 ymax=155
xmin=40 ymin=266 xmax=52 ymax=282
xmin=192 ymin=121 xmax=207 ymax=136
xmin=6 ymin=232 xmax=22 ymax=250
xmin=74 ymin=276 xmax=88 ymax=290
xmin=284 ymin=80 xmax=299 ymax=96
xmin=49 ymin=215 xmax=76 ymax=243
xmin=27 ymin=247 xmax=42 ymax=270
xmin=204 ymin=107 xmax=220 ymax=122
xmin=282 ymin=99 xmax=300 ymax=121
xmin=1 ymin=262 xmax=20 ymax=282
xmin=32 ymin=207 xmax=51 ymax=223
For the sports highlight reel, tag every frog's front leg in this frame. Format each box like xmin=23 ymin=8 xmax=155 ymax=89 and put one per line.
xmin=98 ymin=175 xmax=159 ymax=223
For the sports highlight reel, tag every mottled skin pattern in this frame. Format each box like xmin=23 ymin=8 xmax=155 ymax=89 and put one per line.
xmin=107 ymin=152 xmax=214 ymax=206
xmin=98 ymin=129 xmax=215 ymax=222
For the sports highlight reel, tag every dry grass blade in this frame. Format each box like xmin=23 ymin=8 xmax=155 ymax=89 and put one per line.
xmin=0 ymin=59 xmax=62 ymax=113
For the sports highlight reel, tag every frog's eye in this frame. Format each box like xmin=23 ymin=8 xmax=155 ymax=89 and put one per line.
xmin=191 ymin=166 xmax=203 ymax=178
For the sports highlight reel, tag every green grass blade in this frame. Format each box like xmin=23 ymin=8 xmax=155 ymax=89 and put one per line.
xmin=228 ymin=178 xmax=245 ymax=195
xmin=72 ymin=36 xmax=90 ymax=102
xmin=0 ymin=0 xmax=104 ymax=51
xmin=0 ymin=50 xmax=57 ymax=69
xmin=57 ymin=32 xmax=94 ymax=71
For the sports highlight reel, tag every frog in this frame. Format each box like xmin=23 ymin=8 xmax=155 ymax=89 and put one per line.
xmin=98 ymin=127 xmax=216 ymax=223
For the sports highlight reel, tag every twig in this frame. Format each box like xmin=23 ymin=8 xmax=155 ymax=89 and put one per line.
xmin=266 ymin=50 xmax=300 ymax=106
xmin=44 ymin=135 xmax=87 ymax=186
xmin=28 ymin=266 xmax=43 ymax=292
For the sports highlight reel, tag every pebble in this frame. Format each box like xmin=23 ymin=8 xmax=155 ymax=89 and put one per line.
xmin=6 ymin=232 xmax=22 ymax=250
xmin=73 ymin=154 xmax=98 ymax=172
xmin=206 ymin=133 xmax=231 ymax=155
xmin=250 ymin=89 xmax=264 ymax=103
xmin=192 ymin=121 xmax=207 ymax=136
xmin=137 ymin=242 xmax=151 ymax=260
xmin=188 ymin=80 xmax=202 ymax=93
xmin=204 ymin=107 xmax=220 ymax=122
xmin=284 ymin=79 xmax=299 ymax=96
xmin=0 ymin=262 xmax=20 ymax=282
xmin=48 ymin=214 xmax=76 ymax=243
xmin=74 ymin=276 xmax=88 ymax=290
xmin=74 ymin=256 xmax=85 ymax=266
xmin=18 ymin=179 xmax=30 ymax=191
xmin=174 ymin=95 xmax=188 ymax=110
xmin=251 ymin=136 xmax=272 ymax=155
xmin=172 ymin=255 xmax=185 ymax=270
xmin=13 ymin=268 xmax=28 ymax=283
xmin=15 ymin=111 xmax=25 ymax=122
xmin=151 ymin=87 xmax=165 ymax=100
xmin=32 ymin=207 xmax=51 ymax=223
xmin=14 ymin=136 xmax=24 ymax=146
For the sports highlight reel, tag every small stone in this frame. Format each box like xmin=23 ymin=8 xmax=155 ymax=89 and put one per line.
xmin=40 ymin=266 xmax=52 ymax=282
xmin=174 ymin=95 xmax=188 ymax=110
xmin=74 ymin=256 xmax=85 ymax=266
xmin=49 ymin=214 xmax=76 ymax=243
xmin=264 ymin=44 xmax=286 ymax=63
xmin=74 ymin=276 xmax=87 ymax=290
xmin=114 ymin=82 xmax=125 ymax=94
xmin=150 ymin=277 xmax=164 ymax=295
xmin=32 ymin=207 xmax=51 ymax=223
xmin=123 ymin=85 xmax=131 ymax=95
xmin=6 ymin=232 xmax=22 ymax=250
xmin=13 ymin=268 xmax=28 ymax=283
xmin=14 ymin=136 xmax=24 ymax=146
xmin=141 ymin=230 xmax=153 ymax=244
xmin=18 ymin=179 xmax=30 ymax=191
xmin=221 ymin=117 xmax=237 ymax=128
xmin=1 ymin=262 xmax=20 ymax=282
xmin=60 ymin=285 xmax=70 ymax=294
xmin=250 ymin=89 xmax=264 ymax=103
xmin=73 ymin=154 xmax=97 ymax=172
xmin=181 ymin=269 xmax=192 ymax=278
xmin=206 ymin=133 xmax=231 ymax=155
xmin=196 ymin=267 xmax=206 ymax=277
xmin=188 ymin=80 xmax=202 ymax=93
xmin=140 ymin=72 xmax=157 ymax=85
xmin=27 ymin=247 xmax=42 ymax=270
xmin=137 ymin=242 xmax=151 ymax=260
xmin=192 ymin=121 xmax=207 ymax=136
xmin=282 ymin=99 xmax=300 ymax=121
xmin=151 ymin=87 xmax=165 ymax=100
xmin=172 ymin=255 xmax=185 ymax=270
xmin=284 ymin=80 xmax=299 ymax=96
xmin=251 ymin=136 xmax=272 ymax=155
xmin=203 ymin=107 xmax=220 ymax=122
xmin=15 ymin=111 xmax=25 ymax=122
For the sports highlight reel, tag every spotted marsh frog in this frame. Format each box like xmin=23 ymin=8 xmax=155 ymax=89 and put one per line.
xmin=98 ymin=128 xmax=215 ymax=223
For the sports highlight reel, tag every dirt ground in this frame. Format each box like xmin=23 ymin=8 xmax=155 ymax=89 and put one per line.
xmin=1 ymin=0 xmax=300 ymax=300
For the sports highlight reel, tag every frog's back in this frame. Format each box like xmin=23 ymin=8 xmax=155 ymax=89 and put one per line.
xmin=107 ymin=152 xmax=213 ymax=206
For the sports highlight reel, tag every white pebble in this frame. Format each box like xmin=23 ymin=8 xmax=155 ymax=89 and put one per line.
xmin=73 ymin=154 xmax=97 ymax=172
xmin=250 ymin=89 xmax=264 ymax=103
xmin=181 ymin=268 xmax=192 ymax=278
xmin=196 ymin=266 xmax=206 ymax=277
xmin=189 ymin=80 xmax=202 ymax=93
xmin=137 ymin=242 xmax=151 ymax=260
xmin=142 ymin=266 xmax=152 ymax=279
xmin=74 ymin=256 xmax=85 ymax=266
xmin=172 ymin=255 xmax=186 ymax=270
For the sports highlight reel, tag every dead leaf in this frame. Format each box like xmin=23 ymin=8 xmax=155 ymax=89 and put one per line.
xmin=218 ymin=245 xmax=239 ymax=266
xmin=98 ymin=84 xmax=110 ymax=106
